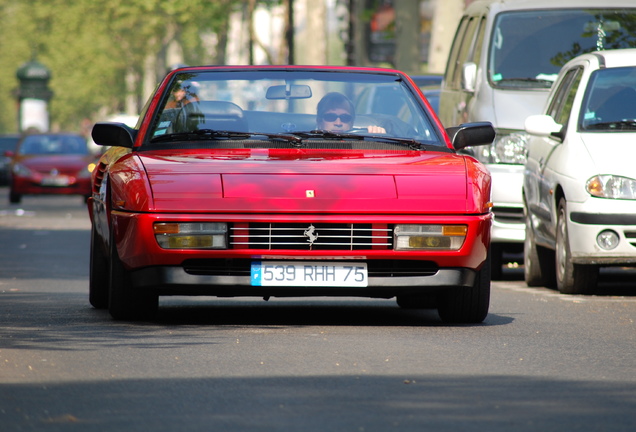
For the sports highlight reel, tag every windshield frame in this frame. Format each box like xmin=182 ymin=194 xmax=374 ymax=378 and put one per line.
xmin=140 ymin=68 xmax=443 ymax=151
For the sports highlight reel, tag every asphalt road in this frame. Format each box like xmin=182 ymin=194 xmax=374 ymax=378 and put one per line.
xmin=1 ymin=188 xmax=635 ymax=432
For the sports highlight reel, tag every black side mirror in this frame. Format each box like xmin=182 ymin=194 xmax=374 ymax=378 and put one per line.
xmin=91 ymin=123 xmax=137 ymax=148
xmin=446 ymin=122 xmax=495 ymax=151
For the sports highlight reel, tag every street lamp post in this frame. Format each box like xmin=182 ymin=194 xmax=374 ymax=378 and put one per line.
xmin=15 ymin=58 xmax=53 ymax=133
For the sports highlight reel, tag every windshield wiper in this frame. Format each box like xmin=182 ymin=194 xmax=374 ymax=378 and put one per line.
xmin=293 ymin=130 xmax=366 ymax=140
xmin=366 ymin=136 xmax=425 ymax=150
xmin=151 ymin=129 xmax=252 ymax=142
xmin=151 ymin=129 xmax=306 ymax=146
xmin=495 ymin=77 xmax=554 ymax=87
xmin=150 ymin=129 xmax=426 ymax=149
xmin=295 ymin=130 xmax=424 ymax=149
xmin=585 ymin=120 xmax=636 ymax=131
xmin=248 ymin=132 xmax=304 ymax=147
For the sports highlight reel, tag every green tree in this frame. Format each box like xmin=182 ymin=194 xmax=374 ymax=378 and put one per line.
xmin=0 ymin=0 xmax=238 ymax=133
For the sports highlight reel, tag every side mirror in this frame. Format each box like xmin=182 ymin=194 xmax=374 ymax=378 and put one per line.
xmin=92 ymin=122 xmax=136 ymax=148
xmin=461 ymin=62 xmax=477 ymax=93
xmin=446 ymin=122 xmax=495 ymax=151
xmin=525 ymin=114 xmax=564 ymax=141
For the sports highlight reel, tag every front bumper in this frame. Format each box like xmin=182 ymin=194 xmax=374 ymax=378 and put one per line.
xmin=12 ymin=176 xmax=91 ymax=196
xmin=567 ymin=199 xmax=636 ymax=265
xmin=132 ymin=265 xmax=477 ymax=297
xmin=487 ymin=164 xmax=525 ymax=245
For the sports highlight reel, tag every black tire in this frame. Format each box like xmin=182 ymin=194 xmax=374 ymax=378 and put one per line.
xmin=396 ymin=294 xmax=437 ymax=309
xmin=437 ymin=253 xmax=491 ymax=324
xmin=555 ymin=198 xmax=598 ymax=294
xmin=524 ymin=209 xmax=556 ymax=287
xmin=108 ymin=230 xmax=158 ymax=320
xmin=9 ymin=190 xmax=21 ymax=204
xmin=89 ymin=227 xmax=109 ymax=309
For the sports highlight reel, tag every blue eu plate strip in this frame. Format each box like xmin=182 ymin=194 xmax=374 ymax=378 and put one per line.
xmin=251 ymin=261 xmax=262 ymax=286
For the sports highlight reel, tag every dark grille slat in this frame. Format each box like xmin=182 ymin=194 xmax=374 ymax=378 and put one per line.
xmin=229 ymin=223 xmax=393 ymax=250
xmin=491 ymin=206 xmax=524 ymax=224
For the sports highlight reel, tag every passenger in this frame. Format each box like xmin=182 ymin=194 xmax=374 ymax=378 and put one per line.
xmin=165 ymin=80 xmax=200 ymax=109
xmin=317 ymin=92 xmax=385 ymax=133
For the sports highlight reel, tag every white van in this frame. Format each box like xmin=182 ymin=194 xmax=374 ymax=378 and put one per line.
xmin=438 ymin=0 xmax=636 ymax=278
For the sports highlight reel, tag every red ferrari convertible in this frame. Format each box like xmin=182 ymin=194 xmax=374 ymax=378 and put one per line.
xmin=88 ymin=65 xmax=495 ymax=323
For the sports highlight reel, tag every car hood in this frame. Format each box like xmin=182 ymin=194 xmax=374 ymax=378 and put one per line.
xmin=128 ymin=149 xmax=486 ymax=214
xmin=580 ymin=133 xmax=636 ymax=177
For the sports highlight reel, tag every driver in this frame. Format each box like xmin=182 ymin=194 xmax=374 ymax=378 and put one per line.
xmin=317 ymin=92 xmax=385 ymax=133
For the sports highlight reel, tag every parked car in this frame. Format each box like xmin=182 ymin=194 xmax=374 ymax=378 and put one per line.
xmin=7 ymin=133 xmax=95 ymax=203
xmin=438 ymin=0 xmax=636 ymax=279
xmin=523 ymin=49 xmax=636 ymax=294
xmin=0 ymin=134 xmax=20 ymax=185
xmin=88 ymin=65 xmax=496 ymax=322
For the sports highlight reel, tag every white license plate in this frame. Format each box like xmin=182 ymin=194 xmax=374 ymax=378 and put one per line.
xmin=251 ymin=261 xmax=368 ymax=287
xmin=41 ymin=176 xmax=70 ymax=186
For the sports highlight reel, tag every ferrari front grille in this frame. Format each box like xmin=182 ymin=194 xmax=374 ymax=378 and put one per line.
xmin=229 ymin=223 xmax=393 ymax=251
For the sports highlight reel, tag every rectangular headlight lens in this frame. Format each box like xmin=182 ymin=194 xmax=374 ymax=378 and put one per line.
xmin=394 ymin=224 xmax=467 ymax=251
xmin=154 ymin=222 xmax=228 ymax=249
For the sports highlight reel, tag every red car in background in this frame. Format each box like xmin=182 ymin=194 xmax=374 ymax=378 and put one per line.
xmin=8 ymin=133 xmax=95 ymax=203
xmin=88 ymin=65 xmax=495 ymax=323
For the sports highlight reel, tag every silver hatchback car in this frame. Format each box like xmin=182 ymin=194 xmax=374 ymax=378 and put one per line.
xmin=439 ymin=0 xmax=636 ymax=279
xmin=523 ymin=49 xmax=636 ymax=294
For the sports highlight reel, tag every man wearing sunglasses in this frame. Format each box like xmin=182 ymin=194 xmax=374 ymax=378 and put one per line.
xmin=317 ymin=92 xmax=386 ymax=133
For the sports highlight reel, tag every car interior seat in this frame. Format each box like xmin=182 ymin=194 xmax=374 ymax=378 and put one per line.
xmin=189 ymin=101 xmax=249 ymax=132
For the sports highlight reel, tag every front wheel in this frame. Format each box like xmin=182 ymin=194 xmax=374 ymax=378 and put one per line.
xmin=555 ymin=198 xmax=598 ymax=294
xmin=108 ymin=231 xmax=158 ymax=320
xmin=524 ymin=209 xmax=555 ymax=287
xmin=9 ymin=191 xmax=21 ymax=204
xmin=89 ymin=227 xmax=109 ymax=309
xmin=437 ymin=254 xmax=491 ymax=324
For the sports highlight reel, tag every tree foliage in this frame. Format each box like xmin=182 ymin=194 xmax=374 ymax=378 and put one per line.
xmin=0 ymin=0 xmax=239 ymax=133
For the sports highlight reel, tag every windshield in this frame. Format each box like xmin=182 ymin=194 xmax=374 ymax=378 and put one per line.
xmin=0 ymin=136 xmax=19 ymax=152
xmin=490 ymin=9 xmax=636 ymax=89
xmin=145 ymin=70 xmax=442 ymax=149
xmin=580 ymin=66 xmax=636 ymax=131
xmin=18 ymin=134 xmax=89 ymax=155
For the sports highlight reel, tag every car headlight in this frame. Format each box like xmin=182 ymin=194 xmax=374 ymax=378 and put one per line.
xmin=154 ymin=222 xmax=228 ymax=249
xmin=394 ymin=224 xmax=467 ymax=250
xmin=587 ymin=175 xmax=636 ymax=200
xmin=77 ymin=163 xmax=96 ymax=179
xmin=12 ymin=163 xmax=33 ymax=177
xmin=476 ymin=131 xmax=528 ymax=164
